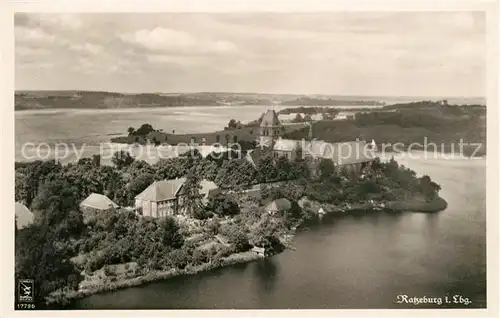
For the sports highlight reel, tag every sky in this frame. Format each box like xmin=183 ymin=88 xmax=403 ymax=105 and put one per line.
xmin=14 ymin=12 xmax=486 ymax=97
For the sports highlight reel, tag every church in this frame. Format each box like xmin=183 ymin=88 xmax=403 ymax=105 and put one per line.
xmin=255 ymin=109 xmax=377 ymax=174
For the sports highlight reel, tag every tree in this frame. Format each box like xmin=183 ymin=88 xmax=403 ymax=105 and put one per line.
xmin=111 ymin=150 xmax=135 ymax=170
xmin=127 ymin=127 xmax=135 ymax=135
xmin=293 ymin=113 xmax=304 ymax=123
xmin=181 ymin=171 xmax=203 ymax=217
xmin=419 ymin=175 xmax=441 ymax=201
xmin=275 ymin=156 xmax=293 ymax=181
xmin=31 ymin=178 xmax=82 ymax=234
xmin=219 ymin=223 xmax=250 ymax=252
xmin=16 ymin=160 xmax=62 ymax=208
xmin=16 ymin=176 xmax=84 ymax=305
xmin=15 ymin=225 xmax=83 ymax=306
xmin=135 ymin=123 xmax=154 ymax=136
xmin=159 ymin=217 xmax=184 ymax=248
xmin=91 ymin=154 xmax=101 ymax=168
xmin=205 ymin=193 xmax=240 ymax=217
xmin=168 ymin=248 xmax=190 ymax=269
xmin=227 ymin=119 xmax=237 ymax=129
xmin=248 ymin=214 xmax=286 ymax=250
xmin=206 ymin=217 xmax=221 ymax=236
xmin=318 ymin=158 xmax=336 ymax=180
xmin=127 ymin=173 xmax=155 ymax=205
xmin=256 ymin=150 xmax=279 ymax=183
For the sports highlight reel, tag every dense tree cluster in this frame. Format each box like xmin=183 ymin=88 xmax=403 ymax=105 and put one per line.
xmin=15 ymin=175 xmax=85 ymax=306
xmin=278 ymin=106 xmax=341 ymax=116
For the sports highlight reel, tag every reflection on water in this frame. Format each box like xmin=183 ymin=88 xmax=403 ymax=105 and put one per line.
xmin=254 ymin=259 xmax=278 ymax=293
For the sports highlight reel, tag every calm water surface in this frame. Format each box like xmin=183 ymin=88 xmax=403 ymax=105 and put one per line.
xmin=71 ymin=156 xmax=486 ymax=309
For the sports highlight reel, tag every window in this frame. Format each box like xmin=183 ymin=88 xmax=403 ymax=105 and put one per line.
xmin=233 ymin=135 xmax=238 ymax=143
xmin=216 ymin=135 xmax=220 ymax=142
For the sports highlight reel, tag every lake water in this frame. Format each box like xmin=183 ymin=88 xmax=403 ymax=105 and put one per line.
xmin=71 ymin=155 xmax=486 ymax=309
xmin=15 ymin=105 xmax=383 ymax=164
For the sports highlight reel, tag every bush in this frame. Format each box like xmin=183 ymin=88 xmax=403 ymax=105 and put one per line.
xmin=214 ymin=245 xmax=235 ymax=259
xmin=192 ymin=248 xmax=209 ymax=265
xmin=169 ymin=248 xmax=191 ymax=269
xmin=205 ymin=217 xmax=220 ymax=236
xmin=205 ymin=194 xmax=240 ymax=217
xmin=103 ymin=265 xmax=114 ymax=276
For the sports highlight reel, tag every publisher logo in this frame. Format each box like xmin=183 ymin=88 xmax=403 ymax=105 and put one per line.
xmin=18 ymin=279 xmax=34 ymax=302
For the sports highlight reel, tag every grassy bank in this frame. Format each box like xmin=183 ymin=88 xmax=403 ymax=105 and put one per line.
xmin=46 ymin=251 xmax=263 ymax=306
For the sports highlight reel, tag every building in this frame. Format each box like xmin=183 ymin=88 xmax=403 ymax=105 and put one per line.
xmin=265 ymin=198 xmax=292 ymax=216
xmin=273 ymin=137 xmax=300 ymax=161
xmin=15 ymin=202 xmax=34 ymax=230
xmin=251 ymin=246 xmax=267 ymax=257
xmin=335 ymin=110 xmax=357 ymax=121
xmin=135 ymin=178 xmax=220 ymax=217
xmin=79 ymin=193 xmax=119 ymax=222
xmin=256 ymin=109 xmax=376 ymax=175
xmin=259 ymin=109 xmax=284 ymax=148
xmin=311 ymin=113 xmax=324 ymax=121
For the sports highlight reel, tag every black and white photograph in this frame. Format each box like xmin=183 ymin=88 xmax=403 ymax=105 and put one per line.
xmin=5 ymin=1 xmax=498 ymax=314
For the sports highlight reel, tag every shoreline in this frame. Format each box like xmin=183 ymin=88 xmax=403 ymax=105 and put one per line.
xmin=15 ymin=104 xmax=384 ymax=112
xmin=46 ymin=196 xmax=447 ymax=307
xmin=46 ymin=251 xmax=264 ymax=307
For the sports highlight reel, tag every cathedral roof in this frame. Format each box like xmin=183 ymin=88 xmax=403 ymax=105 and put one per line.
xmin=260 ymin=110 xmax=281 ymax=127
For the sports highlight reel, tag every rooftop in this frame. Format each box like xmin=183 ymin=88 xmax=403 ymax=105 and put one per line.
xmin=136 ymin=177 xmax=219 ymax=202
xmin=15 ymin=202 xmax=34 ymax=230
xmin=265 ymin=198 xmax=292 ymax=212
xmin=260 ymin=109 xmax=281 ymax=127
xmin=273 ymin=138 xmax=300 ymax=152
xmin=135 ymin=178 xmax=186 ymax=202
xmin=80 ymin=193 xmax=119 ymax=210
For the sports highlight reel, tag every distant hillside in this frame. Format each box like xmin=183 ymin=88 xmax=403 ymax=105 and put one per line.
xmin=14 ymin=90 xmax=486 ymax=110
xmin=284 ymin=102 xmax=486 ymax=157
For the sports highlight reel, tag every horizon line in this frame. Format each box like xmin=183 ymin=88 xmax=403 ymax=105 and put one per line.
xmin=14 ymin=89 xmax=486 ymax=100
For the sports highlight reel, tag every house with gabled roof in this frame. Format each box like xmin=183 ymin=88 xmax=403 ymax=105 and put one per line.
xmin=80 ymin=193 xmax=119 ymax=211
xmin=135 ymin=177 xmax=220 ymax=218
xmin=79 ymin=193 xmax=119 ymax=223
xmin=265 ymin=198 xmax=292 ymax=216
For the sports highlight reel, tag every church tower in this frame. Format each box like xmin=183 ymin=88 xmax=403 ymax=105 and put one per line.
xmin=259 ymin=109 xmax=283 ymax=148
